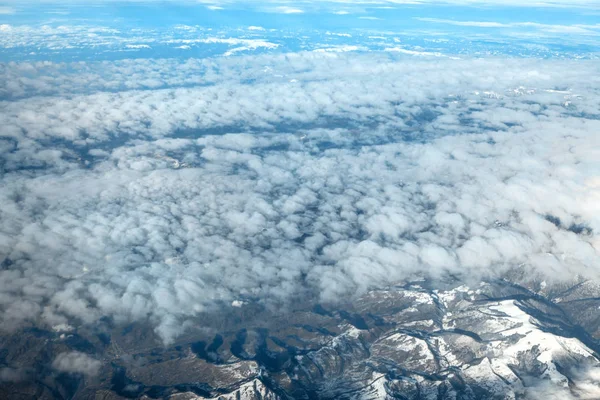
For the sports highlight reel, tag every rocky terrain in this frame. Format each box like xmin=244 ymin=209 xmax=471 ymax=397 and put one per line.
xmin=2 ymin=276 xmax=600 ymax=400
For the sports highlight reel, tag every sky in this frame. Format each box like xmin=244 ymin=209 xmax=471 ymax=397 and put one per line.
xmin=1 ymin=0 xmax=600 ymax=61
xmin=0 ymin=0 xmax=599 ymax=351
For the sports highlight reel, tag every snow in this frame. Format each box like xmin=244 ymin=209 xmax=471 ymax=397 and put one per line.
xmin=405 ymin=291 xmax=434 ymax=305
xmin=488 ymin=300 xmax=595 ymax=385
xmin=462 ymin=358 xmax=516 ymax=399
xmin=381 ymin=333 xmax=434 ymax=362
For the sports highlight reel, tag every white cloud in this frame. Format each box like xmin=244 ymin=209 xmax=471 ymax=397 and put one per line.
xmin=0 ymin=53 xmax=599 ymax=344
xmin=313 ymin=45 xmax=365 ymax=52
xmin=188 ymin=37 xmax=279 ymax=56
xmin=525 ymin=366 xmax=600 ymax=399
xmin=384 ymin=46 xmax=450 ymax=57
xmin=125 ymin=44 xmax=151 ymax=49
xmin=52 ymin=352 xmax=102 ymax=377
xmin=270 ymin=6 xmax=304 ymax=13
xmin=415 ymin=17 xmax=508 ymax=28
xmin=416 ymin=17 xmax=600 ymax=35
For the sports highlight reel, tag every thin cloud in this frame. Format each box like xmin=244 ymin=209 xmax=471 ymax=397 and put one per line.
xmin=270 ymin=5 xmax=304 ymax=13
xmin=416 ymin=17 xmax=600 ymax=35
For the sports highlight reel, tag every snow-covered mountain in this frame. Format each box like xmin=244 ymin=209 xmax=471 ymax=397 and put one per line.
xmin=3 ymin=277 xmax=600 ymax=400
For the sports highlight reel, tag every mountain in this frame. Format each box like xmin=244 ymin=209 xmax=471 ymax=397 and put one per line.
xmin=2 ymin=277 xmax=600 ymax=400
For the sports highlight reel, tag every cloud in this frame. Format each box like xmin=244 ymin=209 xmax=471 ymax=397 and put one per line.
xmin=270 ymin=6 xmax=304 ymax=13
xmin=525 ymin=365 xmax=600 ymax=399
xmin=193 ymin=37 xmax=278 ymax=55
xmin=415 ymin=17 xmax=510 ymax=28
xmin=52 ymin=352 xmax=102 ymax=377
xmin=0 ymin=14 xmax=596 ymax=63
xmin=0 ymin=24 xmax=285 ymax=58
xmin=0 ymin=7 xmax=15 ymax=14
xmin=125 ymin=44 xmax=152 ymax=49
xmin=313 ymin=45 xmax=365 ymax=52
xmin=416 ymin=17 xmax=600 ymax=35
xmin=384 ymin=46 xmax=449 ymax=57
xmin=0 ymin=53 xmax=599 ymax=344
xmin=163 ymin=37 xmax=279 ymax=56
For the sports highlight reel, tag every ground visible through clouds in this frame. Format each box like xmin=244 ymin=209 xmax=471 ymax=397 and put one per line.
xmin=1 ymin=1 xmax=600 ymax=399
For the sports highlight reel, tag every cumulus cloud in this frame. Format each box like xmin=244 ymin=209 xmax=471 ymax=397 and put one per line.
xmin=0 ymin=52 xmax=599 ymax=343
xmin=0 ymin=22 xmax=282 ymax=60
xmin=525 ymin=366 xmax=600 ymax=399
xmin=52 ymin=352 xmax=102 ymax=377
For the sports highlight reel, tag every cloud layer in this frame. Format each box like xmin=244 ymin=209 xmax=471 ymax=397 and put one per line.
xmin=0 ymin=53 xmax=599 ymax=343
